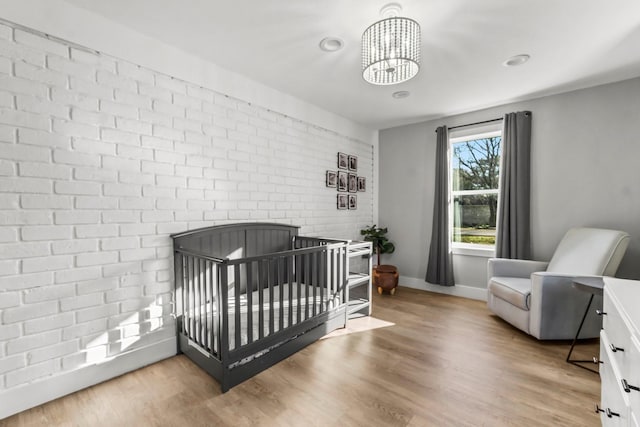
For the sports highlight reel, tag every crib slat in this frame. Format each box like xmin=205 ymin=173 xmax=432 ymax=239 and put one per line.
xmin=336 ymin=247 xmax=340 ymax=307
xmin=188 ymin=256 xmax=194 ymax=337
xmin=258 ymin=260 xmax=265 ymax=340
xmin=202 ymin=258 xmax=208 ymax=347
xmin=184 ymin=256 xmax=189 ymax=337
xmin=331 ymin=248 xmax=337 ymax=308
xmin=296 ymin=254 xmax=302 ymax=325
xmin=326 ymin=249 xmax=333 ymax=310
xmin=214 ymin=262 xmax=222 ymax=355
xmin=325 ymin=249 xmax=330 ymax=311
xmin=205 ymin=260 xmax=218 ymax=353
xmin=219 ymin=264 xmax=229 ymax=361
xmin=287 ymin=255 xmax=294 ymax=328
xmin=319 ymin=250 xmax=324 ymax=314
xmin=234 ymin=265 xmax=241 ymax=349
xmin=246 ymin=261 xmax=253 ymax=344
xmin=203 ymin=259 xmax=208 ymax=347
xmin=342 ymin=246 xmax=348 ymax=305
xmin=206 ymin=260 xmax=212 ymax=350
xmin=312 ymin=251 xmax=317 ymax=317
xmin=201 ymin=259 xmax=206 ymax=346
xmin=177 ymin=254 xmax=185 ymax=335
xmin=304 ymin=254 xmax=311 ymax=320
xmin=194 ymin=256 xmax=198 ymax=343
xmin=277 ymin=257 xmax=284 ymax=332
xmin=193 ymin=257 xmax=199 ymax=345
xmin=198 ymin=258 xmax=204 ymax=346
xmin=268 ymin=259 xmax=274 ymax=336
xmin=194 ymin=256 xmax=199 ymax=341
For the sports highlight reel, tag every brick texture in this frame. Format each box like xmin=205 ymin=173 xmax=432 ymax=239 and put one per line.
xmin=0 ymin=23 xmax=374 ymax=393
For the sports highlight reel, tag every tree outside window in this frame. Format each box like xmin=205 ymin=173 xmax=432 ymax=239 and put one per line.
xmin=451 ymin=134 xmax=501 ymax=246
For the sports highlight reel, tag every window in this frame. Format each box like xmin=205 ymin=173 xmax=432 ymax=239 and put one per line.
xmin=450 ymin=127 xmax=502 ymax=250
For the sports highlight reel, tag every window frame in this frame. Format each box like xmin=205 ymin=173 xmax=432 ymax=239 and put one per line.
xmin=449 ymin=125 xmax=503 ymax=257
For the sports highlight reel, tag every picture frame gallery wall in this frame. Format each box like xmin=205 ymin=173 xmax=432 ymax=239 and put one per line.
xmin=327 ymin=152 xmax=365 ymax=210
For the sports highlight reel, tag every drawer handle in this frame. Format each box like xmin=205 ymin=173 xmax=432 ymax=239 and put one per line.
xmin=621 ymin=379 xmax=640 ymax=393
xmin=606 ymin=408 xmax=620 ymax=418
xmin=596 ymin=310 xmax=607 ymax=316
xmin=595 ymin=404 xmax=620 ymax=418
xmin=592 ymin=357 xmax=603 ymax=365
xmin=609 ymin=343 xmax=625 ymax=352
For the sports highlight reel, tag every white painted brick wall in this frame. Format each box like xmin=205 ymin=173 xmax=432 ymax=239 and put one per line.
xmin=24 ymin=313 xmax=74 ymax=335
xmin=0 ymin=22 xmax=374 ymax=394
xmin=23 ymin=283 xmax=75 ymax=304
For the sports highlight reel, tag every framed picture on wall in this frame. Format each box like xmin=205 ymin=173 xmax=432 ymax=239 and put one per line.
xmin=337 ymin=194 xmax=348 ymax=210
xmin=337 ymin=171 xmax=348 ymax=191
xmin=348 ymin=155 xmax=358 ymax=171
xmin=338 ymin=152 xmax=348 ymax=170
xmin=348 ymin=195 xmax=357 ymax=210
xmin=348 ymin=173 xmax=357 ymax=193
xmin=357 ymin=177 xmax=366 ymax=192
xmin=326 ymin=170 xmax=337 ymax=188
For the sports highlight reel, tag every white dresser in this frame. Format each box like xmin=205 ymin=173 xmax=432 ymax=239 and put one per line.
xmin=599 ymin=277 xmax=640 ymax=426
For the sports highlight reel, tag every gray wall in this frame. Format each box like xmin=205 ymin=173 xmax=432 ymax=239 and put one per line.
xmin=379 ymin=77 xmax=640 ymax=289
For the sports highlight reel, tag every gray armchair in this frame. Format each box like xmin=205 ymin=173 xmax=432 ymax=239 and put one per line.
xmin=487 ymin=228 xmax=630 ymax=339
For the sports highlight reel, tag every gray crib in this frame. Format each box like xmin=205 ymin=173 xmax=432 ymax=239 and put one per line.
xmin=171 ymin=223 xmax=349 ymax=392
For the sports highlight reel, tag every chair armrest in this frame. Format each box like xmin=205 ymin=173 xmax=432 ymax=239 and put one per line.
xmin=529 ymin=272 xmax=602 ymax=339
xmin=487 ymin=258 xmax=549 ymax=279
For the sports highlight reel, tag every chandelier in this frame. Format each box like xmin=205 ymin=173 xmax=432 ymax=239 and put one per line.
xmin=361 ymin=3 xmax=421 ymax=85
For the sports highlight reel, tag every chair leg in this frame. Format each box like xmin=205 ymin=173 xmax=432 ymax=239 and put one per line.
xmin=566 ymin=293 xmax=599 ymax=374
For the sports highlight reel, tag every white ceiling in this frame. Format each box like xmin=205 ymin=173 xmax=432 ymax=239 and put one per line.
xmin=62 ymin=0 xmax=640 ymax=130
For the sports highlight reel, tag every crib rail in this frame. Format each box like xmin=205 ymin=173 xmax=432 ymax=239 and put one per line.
xmin=173 ymin=238 xmax=348 ymax=366
xmin=294 ymin=235 xmax=347 ymax=248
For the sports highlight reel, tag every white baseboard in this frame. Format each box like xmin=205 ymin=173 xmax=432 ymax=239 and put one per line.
xmin=399 ymin=276 xmax=488 ymax=301
xmin=0 ymin=338 xmax=176 ymax=420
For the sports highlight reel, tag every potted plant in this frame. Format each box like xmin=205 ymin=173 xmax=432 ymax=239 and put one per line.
xmin=360 ymin=225 xmax=395 ymax=265
xmin=360 ymin=225 xmax=399 ymax=294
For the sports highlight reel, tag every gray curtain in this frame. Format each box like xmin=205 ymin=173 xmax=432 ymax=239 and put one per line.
xmin=426 ymin=126 xmax=454 ymax=286
xmin=496 ymin=111 xmax=532 ymax=259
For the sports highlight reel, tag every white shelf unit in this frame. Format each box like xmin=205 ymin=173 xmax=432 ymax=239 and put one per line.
xmin=346 ymin=241 xmax=373 ymax=319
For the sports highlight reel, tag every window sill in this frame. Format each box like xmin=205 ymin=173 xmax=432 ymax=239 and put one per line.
xmin=452 ymin=245 xmax=495 ymax=258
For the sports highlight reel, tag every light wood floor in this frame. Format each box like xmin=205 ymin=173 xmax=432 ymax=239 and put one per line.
xmin=1 ymin=287 xmax=601 ymax=427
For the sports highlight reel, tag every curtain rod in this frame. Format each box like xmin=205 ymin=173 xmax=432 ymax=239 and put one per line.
xmin=435 ymin=117 xmax=503 ymax=133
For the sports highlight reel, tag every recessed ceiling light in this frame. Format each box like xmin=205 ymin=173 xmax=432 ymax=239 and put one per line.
xmin=319 ymin=37 xmax=344 ymax=52
xmin=392 ymin=90 xmax=410 ymax=99
xmin=503 ymin=54 xmax=530 ymax=67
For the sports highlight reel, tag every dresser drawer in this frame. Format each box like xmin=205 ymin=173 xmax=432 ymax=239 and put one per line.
xmin=600 ymin=331 xmax=631 ymax=426
xmin=627 ymin=337 xmax=640 ymax=416
xmin=603 ymin=289 xmax=633 ymax=374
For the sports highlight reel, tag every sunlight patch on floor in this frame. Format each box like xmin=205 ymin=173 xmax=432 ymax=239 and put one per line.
xmin=321 ymin=316 xmax=394 ymax=339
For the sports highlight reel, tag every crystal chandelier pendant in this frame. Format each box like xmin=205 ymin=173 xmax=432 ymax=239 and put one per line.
xmin=362 ymin=3 xmax=421 ymax=85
